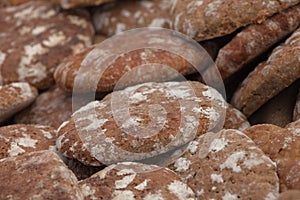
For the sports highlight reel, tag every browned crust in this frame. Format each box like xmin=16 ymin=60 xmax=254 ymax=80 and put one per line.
xmin=168 ymin=129 xmax=279 ymax=199
xmin=92 ymin=0 xmax=172 ymax=36
xmin=0 ymin=82 xmax=38 ymax=122
xmin=79 ymin=162 xmax=195 ymax=199
xmin=54 ymin=40 xmax=200 ymax=93
xmin=231 ymin=27 xmax=300 ymax=116
xmin=223 ymin=103 xmax=250 ymax=131
xmin=0 ymin=124 xmax=56 ymax=159
xmin=216 ymin=4 xmax=300 ymax=79
xmin=56 ymin=81 xmax=226 ymax=166
xmin=244 ymin=124 xmax=300 ymax=191
xmin=0 ymin=150 xmax=82 ymax=199
xmin=0 ymin=1 xmax=94 ymax=89
xmin=172 ymin=0 xmax=300 ymax=41
xmin=14 ymin=86 xmax=73 ymax=129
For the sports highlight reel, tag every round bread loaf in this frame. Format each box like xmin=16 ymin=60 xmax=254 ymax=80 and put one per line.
xmin=172 ymin=0 xmax=299 ymax=41
xmin=0 ymin=150 xmax=82 ymax=199
xmin=244 ymin=124 xmax=300 ymax=191
xmin=93 ymin=0 xmax=173 ymax=36
xmin=168 ymin=129 xmax=279 ymax=199
xmin=54 ymin=28 xmax=214 ymax=93
xmin=231 ymin=27 xmax=300 ymax=116
xmin=56 ymin=81 xmax=226 ymax=166
xmin=0 ymin=1 xmax=94 ymax=89
xmin=216 ymin=4 xmax=300 ymax=79
xmin=14 ymin=86 xmax=73 ymax=129
xmin=79 ymin=162 xmax=196 ymax=199
xmin=0 ymin=124 xmax=56 ymax=159
xmin=0 ymin=82 xmax=38 ymax=123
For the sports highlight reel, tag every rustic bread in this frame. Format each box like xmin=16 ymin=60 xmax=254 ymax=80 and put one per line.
xmin=0 ymin=150 xmax=82 ymax=199
xmin=231 ymin=27 xmax=300 ymax=116
xmin=14 ymin=86 xmax=73 ymax=129
xmin=79 ymin=162 xmax=196 ymax=199
xmin=54 ymin=29 xmax=211 ymax=93
xmin=0 ymin=82 xmax=38 ymax=123
xmin=56 ymin=81 xmax=226 ymax=166
xmin=0 ymin=1 xmax=94 ymax=89
xmin=171 ymin=0 xmax=300 ymax=41
xmin=244 ymin=124 xmax=300 ymax=191
xmin=93 ymin=0 xmax=173 ymax=36
xmin=0 ymin=124 xmax=56 ymax=159
xmin=168 ymin=129 xmax=279 ymax=199
xmin=216 ymin=4 xmax=300 ymax=79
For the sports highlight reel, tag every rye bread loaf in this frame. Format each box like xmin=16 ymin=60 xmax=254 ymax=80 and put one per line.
xmin=168 ymin=129 xmax=279 ymax=199
xmin=216 ymin=4 xmax=300 ymax=79
xmin=231 ymin=27 xmax=300 ymax=116
xmin=56 ymin=81 xmax=226 ymax=166
xmin=54 ymin=29 xmax=211 ymax=93
xmin=79 ymin=162 xmax=196 ymax=199
xmin=93 ymin=0 xmax=173 ymax=36
xmin=0 ymin=82 xmax=38 ymax=123
xmin=0 ymin=124 xmax=56 ymax=159
xmin=14 ymin=86 xmax=73 ymax=129
xmin=0 ymin=150 xmax=83 ymax=199
xmin=171 ymin=0 xmax=300 ymax=41
xmin=244 ymin=124 xmax=300 ymax=191
xmin=0 ymin=1 xmax=94 ymax=89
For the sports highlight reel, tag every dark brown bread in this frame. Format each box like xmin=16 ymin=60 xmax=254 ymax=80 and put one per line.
xmin=54 ymin=29 xmax=210 ymax=93
xmin=0 ymin=150 xmax=83 ymax=199
xmin=168 ymin=129 xmax=279 ymax=199
xmin=0 ymin=1 xmax=94 ymax=89
xmin=14 ymin=86 xmax=73 ymax=129
xmin=93 ymin=0 xmax=173 ymax=36
xmin=0 ymin=82 xmax=38 ymax=122
xmin=172 ymin=0 xmax=300 ymax=41
xmin=0 ymin=124 xmax=56 ymax=159
xmin=79 ymin=162 xmax=196 ymax=199
xmin=244 ymin=124 xmax=300 ymax=191
xmin=231 ymin=27 xmax=300 ymax=116
xmin=216 ymin=4 xmax=300 ymax=79
xmin=56 ymin=81 xmax=226 ymax=166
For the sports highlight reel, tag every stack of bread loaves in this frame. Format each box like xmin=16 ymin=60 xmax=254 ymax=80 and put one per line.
xmin=0 ymin=0 xmax=299 ymax=199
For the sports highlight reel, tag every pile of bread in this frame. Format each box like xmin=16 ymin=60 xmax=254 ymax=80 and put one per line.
xmin=0 ymin=0 xmax=299 ymax=199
